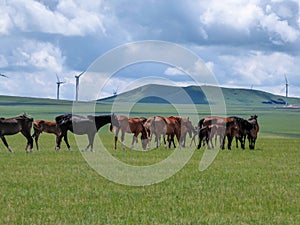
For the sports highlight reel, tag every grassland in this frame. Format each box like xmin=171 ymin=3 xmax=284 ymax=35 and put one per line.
xmin=0 ymin=95 xmax=300 ymax=224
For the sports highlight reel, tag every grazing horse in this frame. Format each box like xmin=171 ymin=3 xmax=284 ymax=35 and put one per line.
xmin=198 ymin=116 xmax=229 ymax=149
xmin=55 ymin=114 xmax=119 ymax=152
xmin=32 ymin=120 xmax=61 ymax=151
xmin=150 ymin=116 xmax=181 ymax=149
xmin=226 ymin=116 xmax=259 ymax=150
xmin=170 ymin=116 xmax=195 ymax=147
xmin=0 ymin=113 xmax=33 ymax=152
xmin=114 ymin=116 xmax=148 ymax=150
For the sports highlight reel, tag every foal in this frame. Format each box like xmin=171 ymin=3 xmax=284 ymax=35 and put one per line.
xmin=32 ymin=120 xmax=61 ymax=151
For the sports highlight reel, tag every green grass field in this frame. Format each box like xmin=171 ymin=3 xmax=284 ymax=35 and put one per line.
xmin=0 ymin=97 xmax=300 ymax=224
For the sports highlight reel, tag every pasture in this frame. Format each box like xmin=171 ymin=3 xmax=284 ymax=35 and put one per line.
xmin=0 ymin=97 xmax=300 ymax=224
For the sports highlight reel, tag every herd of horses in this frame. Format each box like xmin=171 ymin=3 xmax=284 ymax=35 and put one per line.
xmin=0 ymin=113 xmax=259 ymax=153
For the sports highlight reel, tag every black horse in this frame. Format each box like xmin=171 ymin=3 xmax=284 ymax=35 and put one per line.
xmin=0 ymin=113 xmax=33 ymax=152
xmin=55 ymin=113 xmax=119 ymax=152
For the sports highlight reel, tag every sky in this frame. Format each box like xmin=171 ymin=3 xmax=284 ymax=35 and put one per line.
xmin=0 ymin=0 xmax=300 ymax=100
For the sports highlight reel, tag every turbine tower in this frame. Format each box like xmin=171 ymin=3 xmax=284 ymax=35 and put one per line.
xmin=75 ymin=71 xmax=84 ymax=102
xmin=284 ymin=74 xmax=288 ymax=105
xmin=56 ymin=74 xmax=65 ymax=100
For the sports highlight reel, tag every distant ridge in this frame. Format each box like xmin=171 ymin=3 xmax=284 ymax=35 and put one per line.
xmin=98 ymin=84 xmax=300 ymax=106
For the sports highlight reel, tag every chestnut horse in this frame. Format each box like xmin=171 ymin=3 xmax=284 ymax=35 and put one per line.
xmin=0 ymin=113 xmax=33 ymax=152
xmin=114 ymin=116 xmax=148 ymax=150
xmin=169 ymin=116 xmax=195 ymax=148
xmin=55 ymin=114 xmax=119 ymax=152
xmin=149 ymin=116 xmax=181 ymax=149
xmin=32 ymin=120 xmax=61 ymax=151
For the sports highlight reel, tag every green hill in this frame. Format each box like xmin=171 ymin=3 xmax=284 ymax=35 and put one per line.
xmin=99 ymin=84 xmax=300 ymax=106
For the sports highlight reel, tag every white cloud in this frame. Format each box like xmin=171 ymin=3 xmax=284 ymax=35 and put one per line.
xmin=199 ymin=0 xmax=262 ymax=33
xmin=0 ymin=5 xmax=13 ymax=35
xmin=164 ymin=67 xmax=186 ymax=76
xmin=11 ymin=40 xmax=65 ymax=72
xmin=1 ymin=0 xmax=108 ymax=36
xmin=261 ymin=10 xmax=300 ymax=43
xmin=220 ymin=51 xmax=295 ymax=86
xmin=198 ymin=0 xmax=300 ymax=43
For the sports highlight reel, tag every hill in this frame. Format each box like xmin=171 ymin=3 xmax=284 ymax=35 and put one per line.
xmin=99 ymin=84 xmax=300 ymax=106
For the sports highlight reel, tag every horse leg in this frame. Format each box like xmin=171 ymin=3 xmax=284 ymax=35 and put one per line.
xmin=114 ymin=128 xmax=119 ymax=150
xmin=21 ymin=130 xmax=33 ymax=153
xmin=227 ymin=135 xmax=232 ymax=150
xmin=1 ymin=136 xmax=13 ymax=152
xmin=135 ymin=133 xmax=139 ymax=150
xmin=147 ymin=131 xmax=152 ymax=149
xmin=241 ymin=135 xmax=246 ymax=149
xmin=121 ymin=131 xmax=125 ymax=150
xmin=197 ymin=133 xmax=202 ymax=149
xmin=63 ymin=134 xmax=71 ymax=151
xmin=56 ymin=133 xmax=63 ymax=151
xmin=130 ymin=135 xmax=135 ymax=150
xmin=235 ymin=137 xmax=239 ymax=148
xmin=35 ymin=133 xmax=40 ymax=151
xmin=221 ymin=135 xmax=226 ymax=150
xmin=85 ymin=133 xmax=96 ymax=152
xmin=190 ymin=133 xmax=196 ymax=147
xmin=32 ymin=129 xmax=41 ymax=151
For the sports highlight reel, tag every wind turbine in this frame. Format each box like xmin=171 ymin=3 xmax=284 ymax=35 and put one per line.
xmin=284 ymin=74 xmax=288 ymax=105
xmin=113 ymin=86 xmax=119 ymax=96
xmin=75 ymin=71 xmax=84 ymax=102
xmin=56 ymin=74 xmax=65 ymax=100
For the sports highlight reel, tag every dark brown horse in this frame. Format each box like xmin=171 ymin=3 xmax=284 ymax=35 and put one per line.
xmin=0 ymin=113 xmax=33 ymax=152
xmin=247 ymin=115 xmax=259 ymax=149
xmin=200 ymin=115 xmax=259 ymax=150
xmin=55 ymin=114 xmax=119 ymax=152
xmin=32 ymin=120 xmax=61 ymax=151
xmin=114 ymin=116 xmax=148 ymax=150
xmin=227 ymin=116 xmax=259 ymax=150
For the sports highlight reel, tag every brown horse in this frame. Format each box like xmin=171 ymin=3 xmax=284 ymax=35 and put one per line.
xmin=199 ymin=115 xmax=259 ymax=150
xmin=114 ymin=116 xmax=148 ymax=150
xmin=247 ymin=115 xmax=259 ymax=149
xmin=149 ymin=116 xmax=181 ymax=149
xmin=0 ymin=113 xmax=33 ymax=152
xmin=55 ymin=114 xmax=119 ymax=152
xmin=169 ymin=116 xmax=195 ymax=148
xmin=198 ymin=116 xmax=229 ymax=149
xmin=32 ymin=120 xmax=61 ymax=151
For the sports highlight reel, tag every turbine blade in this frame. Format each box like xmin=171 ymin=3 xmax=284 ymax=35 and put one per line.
xmin=78 ymin=71 xmax=84 ymax=77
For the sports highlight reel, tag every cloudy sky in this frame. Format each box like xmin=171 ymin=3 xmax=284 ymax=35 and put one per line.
xmin=0 ymin=0 xmax=300 ymax=100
